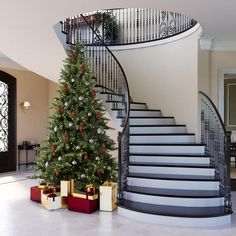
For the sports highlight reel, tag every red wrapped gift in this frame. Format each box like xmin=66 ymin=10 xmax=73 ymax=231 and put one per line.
xmin=30 ymin=186 xmax=42 ymax=203
xmin=68 ymin=196 xmax=99 ymax=213
xmin=30 ymin=185 xmax=60 ymax=203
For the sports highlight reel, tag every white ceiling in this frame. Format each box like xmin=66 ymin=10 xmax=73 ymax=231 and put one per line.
xmin=0 ymin=0 xmax=236 ymax=81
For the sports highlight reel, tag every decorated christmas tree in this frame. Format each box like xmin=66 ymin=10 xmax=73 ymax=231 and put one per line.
xmin=33 ymin=43 xmax=117 ymax=190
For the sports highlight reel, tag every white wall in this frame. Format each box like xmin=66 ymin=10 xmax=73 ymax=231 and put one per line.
xmin=111 ymin=28 xmax=201 ymax=135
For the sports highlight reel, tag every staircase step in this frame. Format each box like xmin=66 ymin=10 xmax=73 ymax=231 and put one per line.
xmin=123 ymin=191 xmax=224 ymax=207
xmin=119 ymin=199 xmax=228 ymax=218
xmin=131 ymin=102 xmax=147 ymax=110
xmin=129 ymin=153 xmax=210 ymax=166
xmin=118 ymin=205 xmax=231 ymax=227
xmin=127 ymin=175 xmax=219 ymax=190
xmin=129 ymin=143 xmax=205 ymax=154
xmin=129 ymin=165 xmax=215 ymax=176
xmin=130 ymin=125 xmax=187 ymax=134
xmin=126 ymin=186 xmax=220 ymax=197
xmin=130 ymin=110 xmax=162 ymax=117
xmin=129 ymin=161 xmax=210 ymax=167
xmin=128 ymin=172 xmax=216 ymax=181
xmin=130 ymin=133 xmax=195 ymax=144
xmin=129 ymin=117 xmax=175 ymax=125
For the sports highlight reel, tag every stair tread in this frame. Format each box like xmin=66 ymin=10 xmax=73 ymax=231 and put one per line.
xmin=129 ymin=162 xmax=211 ymax=168
xmin=130 ymin=133 xmax=195 ymax=136
xmin=130 ymin=109 xmax=161 ymax=111
xmin=100 ymin=92 xmax=123 ymax=96
xmin=125 ymin=186 xmax=221 ymax=198
xmin=131 ymin=102 xmax=146 ymax=105
xmin=130 ymin=124 xmax=186 ymax=127
xmin=129 ymin=116 xmax=174 ymax=119
xmin=128 ymin=172 xmax=216 ymax=181
xmin=129 ymin=143 xmax=204 ymax=146
xmin=129 ymin=153 xmax=210 ymax=157
xmin=119 ymin=199 xmax=230 ymax=218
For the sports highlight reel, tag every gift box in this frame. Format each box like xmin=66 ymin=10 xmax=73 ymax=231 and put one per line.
xmin=99 ymin=181 xmax=117 ymax=211
xmin=30 ymin=185 xmax=60 ymax=203
xmin=68 ymin=195 xmax=99 ymax=213
xmin=60 ymin=180 xmax=71 ymax=197
xmin=30 ymin=186 xmax=42 ymax=203
xmin=70 ymin=180 xmax=98 ymax=200
xmin=41 ymin=193 xmax=67 ymax=210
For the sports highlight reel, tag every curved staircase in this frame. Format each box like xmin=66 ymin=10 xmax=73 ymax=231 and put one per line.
xmin=97 ymin=91 xmax=232 ymax=227
xmin=60 ymin=8 xmax=232 ymax=227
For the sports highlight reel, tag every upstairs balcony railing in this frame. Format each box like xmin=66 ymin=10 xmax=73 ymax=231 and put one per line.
xmin=199 ymin=91 xmax=232 ymax=213
xmin=61 ymin=8 xmax=197 ymax=46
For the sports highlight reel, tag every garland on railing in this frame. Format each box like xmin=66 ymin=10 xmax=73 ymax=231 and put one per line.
xmin=61 ymin=8 xmax=197 ymax=46
xmin=199 ymin=91 xmax=232 ymax=213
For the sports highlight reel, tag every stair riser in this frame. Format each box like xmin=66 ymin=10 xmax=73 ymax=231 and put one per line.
xmin=130 ymin=118 xmax=175 ymax=126
xmin=130 ymin=126 xmax=186 ymax=134
xmin=118 ymin=207 xmax=231 ymax=227
xmin=130 ymin=156 xmax=210 ymax=165
xmin=130 ymin=103 xmax=147 ymax=109
xmin=130 ymin=135 xmax=195 ymax=144
xmin=127 ymin=177 xmax=219 ymax=190
xmin=129 ymin=145 xmax=205 ymax=154
xmin=123 ymin=192 xmax=224 ymax=207
xmin=130 ymin=110 xmax=162 ymax=117
xmin=106 ymin=94 xmax=123 ymax=102
xmin=129 ymin=166 xmax=215 ymax=176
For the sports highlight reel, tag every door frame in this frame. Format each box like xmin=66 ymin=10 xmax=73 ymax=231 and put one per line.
xmin=219 ymin=68 xmax=236 ymax=120
xmin=0 ymin=70 xmax=16 ymax=172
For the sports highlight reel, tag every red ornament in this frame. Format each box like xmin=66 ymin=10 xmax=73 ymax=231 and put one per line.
xmin=83 ymin=152 xmax=89 ymax=161
xmin=79 ymin=123 xmax=84 ymax=134
xmin=92 ymin=90 xmax=96 ymax=97
xmin=80 ymin=64 xmax=86 ymax=75
xmin=95 ymin=168 xmax=102 ymax=175
xmin=63 ymin=84 xmax=68 ymax=93
xmin=71 ymin=52 xmax=76 ymax=63
xmin=95 ymin=111 xmax=100 ymax=119
xmin=51 ymin=144 xmax=56 ymax=154
xmin=56 ymin=106 xmax=62 ymax=113
xmin=71 ymin=111 xmax=76 ymax=118
xmin=63 ymin=134 xmax=68 ymax=143
xmin=101 ymin=145 xmax=107 ymax=155
xmin=55 ymin=168 xmax=60 ymax=177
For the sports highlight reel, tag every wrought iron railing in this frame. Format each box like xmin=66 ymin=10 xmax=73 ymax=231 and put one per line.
xmin=199 ymin=91 xmax=232 ymax=213
xmin=61 ymin=14 xmax=130 ymax=203
xmin=61 ymin=8 xmax=197 ymax=46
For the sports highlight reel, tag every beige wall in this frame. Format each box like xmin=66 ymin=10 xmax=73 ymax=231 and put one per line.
xmin=112 ymin=30 xmax=200 ymax=135
xmin=198 ymin=49 xmax=210 ymax=95
xmin=0 ymin=67 xmax=50 ymax=163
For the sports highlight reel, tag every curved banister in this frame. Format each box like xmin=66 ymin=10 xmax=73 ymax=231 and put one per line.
xmin=61 ymin=13 xmax=131 ymax=203
xmin=199 ymin=91 xmax=232 ymax=213
xmin=80 ymin=14 xmax=130 ymax=135
xmin=199 ymin=91 xmax=227 ymax=135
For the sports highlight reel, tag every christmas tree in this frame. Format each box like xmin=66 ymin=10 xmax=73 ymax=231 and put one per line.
xmin=33 ymin=43 xmax=117 ymax=190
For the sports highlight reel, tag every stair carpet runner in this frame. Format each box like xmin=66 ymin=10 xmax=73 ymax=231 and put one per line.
xmin=99 ymin=91 xmax=231 ymax=227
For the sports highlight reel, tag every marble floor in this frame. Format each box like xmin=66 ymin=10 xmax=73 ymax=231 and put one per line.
xmin=1 ymin=171 xmax=236 ymax=236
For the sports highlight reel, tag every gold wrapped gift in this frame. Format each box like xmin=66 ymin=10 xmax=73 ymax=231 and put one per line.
xmin=61 ymin=180 xmax=71 ymax=197
xmin=70 ymin=180 xmax=98 ymax=200
xmin=99 ymin=182 xmax=117 ymax=211
xmin=41 ymin=193 xmax=67 ymax=210
xmin=37 ymin=183 xmax=48 ymax=189
xmin=85 ymin=184 xmax=96 ymax=195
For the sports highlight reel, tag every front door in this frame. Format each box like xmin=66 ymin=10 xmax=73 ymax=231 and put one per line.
xmin=0 ymin=71 xmax=16 ymax=172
